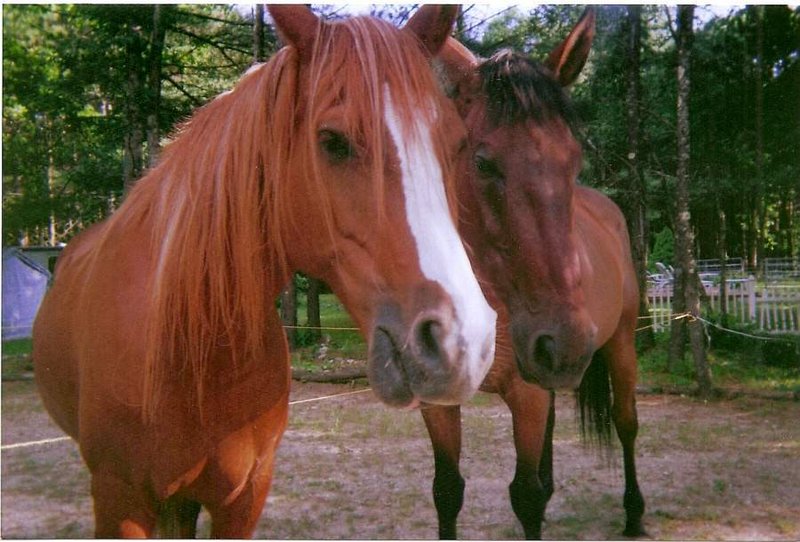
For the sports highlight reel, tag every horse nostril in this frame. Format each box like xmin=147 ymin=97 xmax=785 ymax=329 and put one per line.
xmin=531 ymin=334 xmax=557 ymax=372
xmin=415 ymin=318 xmax=444 ymax=361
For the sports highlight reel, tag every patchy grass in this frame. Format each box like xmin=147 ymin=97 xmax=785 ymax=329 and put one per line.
xmin=636 ymin=333 xmax=800 ymax=396
xmin=2 ymin=339 xmax=34 ymax=381
xmin=289 ymin=294 xmax=368 ymax=370
xmin=2 ymin=338 xmax=32 ymax=357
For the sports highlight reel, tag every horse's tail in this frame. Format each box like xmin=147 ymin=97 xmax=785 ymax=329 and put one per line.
xmin=157 ymin=496 xmax=201 ymax=538
xmin=575 ymin=350 xmax=613 ymax=451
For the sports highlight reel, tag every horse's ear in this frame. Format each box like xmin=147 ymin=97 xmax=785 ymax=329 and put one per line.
xmin=437 ymin=37 xmax=479 ymax=85
xmin=434 ymin=37 xmax=480 ymax=105
xmin=545 ymin=7 xmax=595 ymax=86
xmin=267 ymin=4 xmax=321 ymax=61
xmin=404 ymin=5 xmax=459 ymax=57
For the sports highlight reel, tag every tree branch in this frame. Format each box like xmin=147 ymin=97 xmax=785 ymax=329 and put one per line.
xmin=176 ymin=7 xmax=252 ymax=27
xmin=664 ymin=5 xmax=678 ymax=43
xmin=170 ymin=26 xmax=250 ymax=63
xmin=164 ymin=75 xmax=204 ymax=108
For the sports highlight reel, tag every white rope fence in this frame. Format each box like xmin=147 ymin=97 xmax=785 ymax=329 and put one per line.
xmin=1 ymin=387 xmax=372 ymax=452
xmin=637 ymin=310 xmax=797 ymax=344
xmin=1 ymin=435 xmax=70 ymax=451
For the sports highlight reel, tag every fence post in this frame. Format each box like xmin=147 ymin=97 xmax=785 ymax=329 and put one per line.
xmin=747 ymin=275 xmax=757 ymax=321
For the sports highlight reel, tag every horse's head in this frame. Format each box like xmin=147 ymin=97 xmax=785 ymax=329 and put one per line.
xmin=267 ymin=6 xmax=496 ymax=408
xmin=437 ymin=10 xmax=597 ymax=389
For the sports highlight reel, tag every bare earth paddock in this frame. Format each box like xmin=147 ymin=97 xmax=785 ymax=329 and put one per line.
xmin=2 ymin=379 xmax=798 ymax=540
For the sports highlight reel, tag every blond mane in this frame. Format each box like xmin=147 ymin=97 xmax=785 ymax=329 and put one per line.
xmin=88 ymin=16 xmax=456 ymax=418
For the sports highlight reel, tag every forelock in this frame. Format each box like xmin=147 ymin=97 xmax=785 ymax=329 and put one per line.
xmin=478 ymin=49 xmax=577 ymax=129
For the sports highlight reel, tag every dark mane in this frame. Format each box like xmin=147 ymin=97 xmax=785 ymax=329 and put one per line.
xmin=479 ymin=49 xmax=576 ymax=129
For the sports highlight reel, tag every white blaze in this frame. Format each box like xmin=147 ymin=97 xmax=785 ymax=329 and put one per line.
xmin=383 ymin=86 xmax=497 ymax=394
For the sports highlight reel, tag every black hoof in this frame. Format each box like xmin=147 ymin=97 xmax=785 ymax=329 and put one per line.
xmin=622 ymin=522 xmax=648 ymax=538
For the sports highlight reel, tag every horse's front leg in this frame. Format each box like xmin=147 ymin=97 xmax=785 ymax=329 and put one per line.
xmin=202 ymin=401 xmax=288 ymax=538
xmin=422 ymin=405 xmax=464 ymax=540
xmin=91 ymin=468 xmax=158 ymax=537
xmin=502 ymin=380 xmax=554 ymax=540
xmin=603 ymin=327 xmax=646 ymax=537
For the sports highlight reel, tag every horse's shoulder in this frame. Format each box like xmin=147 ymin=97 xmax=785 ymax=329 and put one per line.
xmin=575 ymin=186 xmax=638 ymax=316
xmin=576 ymin=186 xmax=623 ymax=221
xmin=576 ymin=186 xmax=630 ymax=245
xmin=54 ymin=221 xmax=108 ymax=271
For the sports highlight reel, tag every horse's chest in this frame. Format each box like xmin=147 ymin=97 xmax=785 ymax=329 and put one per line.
xmin=154 ymin=401 xmax=288 ymax=505
xmin=479 ymin=350 xmax=516 ymax=394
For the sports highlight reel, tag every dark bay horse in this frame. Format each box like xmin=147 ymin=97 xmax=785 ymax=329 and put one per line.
xmin=422 ymin=10 xmax=646 ymax=539
xmin=33 ymin=5 xmax=497 ymax=537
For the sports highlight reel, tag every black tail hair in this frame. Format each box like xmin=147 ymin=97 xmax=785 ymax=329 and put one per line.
xmin=575 ymin=350 xmax=613 ymax=450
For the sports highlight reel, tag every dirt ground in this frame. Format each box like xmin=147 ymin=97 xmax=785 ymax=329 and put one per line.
xmin=2 ymin=378 xmax=799 ymax=540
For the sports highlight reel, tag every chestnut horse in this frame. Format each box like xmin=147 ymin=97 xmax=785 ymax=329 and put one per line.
xmin=421 ymin=9 xmax=646 ymax=539
xmin=33 ymin=5 xmax=497 ymax=537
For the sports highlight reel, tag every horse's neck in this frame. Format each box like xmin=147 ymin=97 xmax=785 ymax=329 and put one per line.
xmin=99 ymin=184 xmax=290 ymax=359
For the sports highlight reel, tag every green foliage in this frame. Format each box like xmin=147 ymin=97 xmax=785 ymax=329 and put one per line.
xmin=761 ymin=335 xmax=800 ymax=369
xmin=703 ymin=310 xmax=799 ymax=370
xmin=650 ymin=227 xmax=675 ymax=269
xmin=707 ymin=314 xmax=800 ymax=371
xmin=2 ymin=339 xmax=34 ymax=380
xmin=4 ymin=4 xmax=798 ymax=259
xmin=637 ymin=324 xmax=800 ymax=394
xmin=2 ymin=338 xmax=33 ymax=357
xmin=3 ymin=4 xmax=271 ymax=246
xmin=689 ymin=6 xmax=800 ymax=259
xmin=292 ymin=293 xmax=366 ymax=360
xmin=478 ymin=5 xmax=586 ymax=57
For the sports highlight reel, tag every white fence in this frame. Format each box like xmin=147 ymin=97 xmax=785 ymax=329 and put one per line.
xmin=646 ymin=277 xmax=800 ymax=334
xmin=764 ymin=257 xmax=800 ymax=280
xmin=696 ymin=257 xmax=746 ymax=275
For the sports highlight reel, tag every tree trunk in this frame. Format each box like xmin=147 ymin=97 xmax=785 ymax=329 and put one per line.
xmin=306 ymin=277 xmax=322 ymax=343
xmin=779 ymin=198 xmax=794 ymax=256
xmin=292 ymin=367 xmax=366 ymax=384
xmin=669 ymin=5 xmax=712 ymax=398
xmin=455 ymin=5 xmax=466 ymax=38
xmin=667 ymin=271 xmax=687 ymax=369
xmin=253 ymin=4 xmax=266 ymax=62
xmin=623 ymin=5 xmax=654 ymax=350
xmin=280 ymin=278 xmax=298 ymax=349
xmin=18 ymin=229 xmax=29 ymax=248
xmin=47 ymin=126 xmax=57 ymax=247
xmin=718 ymin=208 xmax=729 ymax=327
xmin=146 ymin=5 xmax=167 ymax=167
xmin=753 ymin=5 xmax=766 ymax=278
xmin=122 ymin=22 xmax=146 ymax=193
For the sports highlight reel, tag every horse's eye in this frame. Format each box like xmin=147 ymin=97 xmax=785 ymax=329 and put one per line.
xmin=319 ymin=129 xmax=353 ymax=163
xmin=475 ymin=153 xmax=503 ymax=181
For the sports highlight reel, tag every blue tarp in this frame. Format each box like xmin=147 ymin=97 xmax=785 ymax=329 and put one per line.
xmin=2 ymin=248 xmax=51 ymax=340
